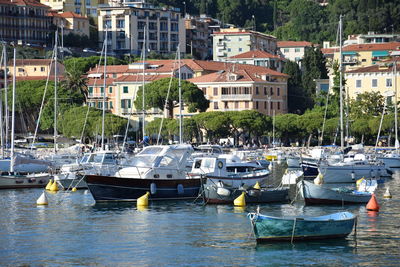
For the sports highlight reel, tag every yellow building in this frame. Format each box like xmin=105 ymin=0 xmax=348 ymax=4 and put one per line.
xmin=4 ymin=59 xmax=65 ymax=78
xmin=345 ymin=61 xmax=399 ymax=102
xmin=40 ymin=0 xmax=106 ymax=18
xmin=49 ymin=11 xmax=90 ymax=36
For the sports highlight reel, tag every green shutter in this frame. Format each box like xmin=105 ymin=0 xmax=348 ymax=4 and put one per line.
xmin=109 ymin=87 xmax=113 ymax=93
xmin=89 ymin=87 xmax=93 ymax=93
xmin=121 ymin=100 xmax=125 ymax=108
xmin=123 ymin=86 xmax=128 ymax=93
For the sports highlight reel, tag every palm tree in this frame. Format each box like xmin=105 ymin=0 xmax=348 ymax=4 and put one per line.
xmin=62 ymin=68 xmax=88 ymax=102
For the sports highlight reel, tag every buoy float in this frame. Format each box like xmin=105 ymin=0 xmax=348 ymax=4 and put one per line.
xmin=71 ymin=187 xmax=77 ymax=192
xmin=36 ymin=191 xmax=48 ymax=205
xmin=366 ymin=193 xmax=380 ymax=212
xmin=383 ymin=187 xmax=392 ymax=199
xmin=45 ymin=179 xmax=53 ymax=190
xmin=137 ymin=192 xmax=150 ymax=207
xmin=49 ymin=180 xmax=59 ymax=192
xmin=253 ymin=181 xmax=261 ymax=190
xmin=234 ymin=192 xmax=246 ymax=207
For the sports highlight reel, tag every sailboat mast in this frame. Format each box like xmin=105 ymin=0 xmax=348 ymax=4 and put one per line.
xmin=3 ymin=44 xmax=8 ymax=152
xmin=178 ymin=45 xmax=183 ymax=144
xmin=0 ymin=45 xmax=4 ymax=157
xmin=142 ymin=26 xmax=146 ymax=141
xmin=394 ymin=57 xmax=398 ymax=152
xmin=54 ymin=31 xmax=58 ymax=153
xmin=339 ymin=14 xmax=344 ymax=150
xmin=101 ymin=27 xmax=108 ymax=151
xmin=10 ymin=47 xmax=16 ymax=173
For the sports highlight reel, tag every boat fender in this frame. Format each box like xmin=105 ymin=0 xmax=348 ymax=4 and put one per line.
xmin=217 ymin=187 xmax=231 ymax=197
xmin=150 ymin=183 xmax=157 ymax=195
xmin=177 ymin=184 xmax=184 ymax=195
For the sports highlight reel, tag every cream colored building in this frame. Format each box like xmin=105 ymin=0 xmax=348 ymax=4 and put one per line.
xmin=226 ymin=50 xmax=285 ymax=72
xmin=49 ymin=11 xmax=90 ymax=36
xmin=4 ymin=59 xmax=65 ymax=78
xmin=212 ymin=28 xmax=277 ymax=61
xmin=98 ymin=1 xmax=185 ymax=56
xmin=40 ymin=0 xmax=105 ymax=18
xmin=345 ymin=62 xmax=399 ymax=102
xmin=277 ymin=41 xmax=313 ymax=65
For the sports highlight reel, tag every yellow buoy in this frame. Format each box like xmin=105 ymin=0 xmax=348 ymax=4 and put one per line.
xmin=71 ymin=187 xmax=77 ymax=192
xmin=36 ymin=191 xmax=48 ymax=205
xmin=253 ymin=181 xmax=261 ymax=190
xmin=137 ymin=192 xmax=150 ymax=207
xmin=234 ymin=192 xmax=246 ymax=207
xmin=45 ymin=179 xmax=53 ymax=190
xmin=383 ymin=187 xmax=392 ymax=199
xmin=49 ymin=180 xmax=59 ymax=192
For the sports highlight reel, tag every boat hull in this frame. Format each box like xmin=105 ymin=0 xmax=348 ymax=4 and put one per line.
xmin=299 ymin=180 xmax=372 ymax=205
xmin=85 ymin=175 xmax=204 ymax=202
xmin=319 ymin=164 xmax=387 ymax=183
xmin=57 ymin=178 xmax=88 ymax=190
xmin=204 ymin=185 xmax=289 ymax=204
xmin=0 ymin=173 xmax=50 ymax=189
xmin=206 ymin=174 xmax=269 ymax=188
xmin=249 ymin=212 xmax=356 ymax=242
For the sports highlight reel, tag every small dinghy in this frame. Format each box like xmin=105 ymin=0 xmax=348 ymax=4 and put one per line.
xmin=248 ymin=211 xmax=356 ymax=242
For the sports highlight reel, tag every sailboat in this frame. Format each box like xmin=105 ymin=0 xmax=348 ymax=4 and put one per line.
xmin=85 ymin=44 xmax=205 ymax=202
xmin=0 ymin=46 xmax=51 ymax=189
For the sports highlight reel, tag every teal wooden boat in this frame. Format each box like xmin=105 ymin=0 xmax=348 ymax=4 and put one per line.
xmin=248 ymin=211 xmax=356 ymax=242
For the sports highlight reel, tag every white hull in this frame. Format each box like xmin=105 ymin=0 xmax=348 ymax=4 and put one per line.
xmin=207 ymin=173 xmax=268 ymax=188
xmin=378 ymin=157 xmax=400 ymax=171
xmin=0 ymin=173 xmax=50 ymax=189
xmin=286 ymin=157 xmax=300 ymax=168
xmin=318 ymin=164 xmax=386 ymax=183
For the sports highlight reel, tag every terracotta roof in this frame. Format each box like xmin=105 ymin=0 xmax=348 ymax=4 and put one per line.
xmin=343 ymin=42 xmax=400 ymax=52
xmin=88 ymin=65 xmax=129 ymax=74
xmin=321 ymin=48 xmax=337 ymax=54
xmin=9 ymin=59 xmax=56 ymax=66
xmin=229 ymin=50 xmax=283 ymax=60
xmin=346 ymin=63 xmax=400 ymax=74
xmin=115 ymin=74 xmax=170 ymax=82
xmin=213 ymin=30 xmax=276 ymax=39
xmin=87 ymin=77 xmax=115 ymax=86
xmin=277 ymin=41 xmax=313 ymax=48
xmin=59 ymin=11 xmax=87 ymax=19
xmin=0 ymin=0 xmax=49 ymax=8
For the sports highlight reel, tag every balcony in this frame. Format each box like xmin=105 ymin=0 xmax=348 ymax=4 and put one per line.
xmin=88 ymin=93 xmax=108 ymax=99
xmin=220 ymin=94 xmax=252 ymax=101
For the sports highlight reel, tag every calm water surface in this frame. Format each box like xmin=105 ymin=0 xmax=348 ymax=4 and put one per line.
xmin=1 ymin=166 xmax=400 ymax=266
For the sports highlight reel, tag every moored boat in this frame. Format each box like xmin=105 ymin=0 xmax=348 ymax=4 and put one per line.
xmin=0 ymin=172 xmax=50 ymax=189
xmin=248 ymin=211 xmax=356 ymax=242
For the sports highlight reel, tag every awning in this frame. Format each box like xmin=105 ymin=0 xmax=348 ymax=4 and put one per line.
xmin=342 ymin=51 xmax=357 ymax=55
xmin=372 ymin=51 xmax=389 ymax=57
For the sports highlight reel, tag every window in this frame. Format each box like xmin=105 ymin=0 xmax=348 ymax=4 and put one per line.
xmin=255 ymin=87 xmax=259 ymax=95
xmin=277 ymin=102 xmax=280 ymax=110
xmin=264 ymin=87 xmax=267 ymax=95
xmin=116 ymin=19 xmax=125 ymax=28
xmin=270 ymin=102 xmax=273 ymax=110
xmin=100 ymin=87 xmax=104 ymax=93
xmin=123 ymin=86 xmax=128 ymax=93
xmin=295 ymin=48 xmax=300 ymax=52
xmin=386 ymin=78 xmax=392 ymax=87
xmin=277 ymin=88 xmax=280 ymax=96
xmin=88 ymin=87 xmax=93 ymax=94
xmin=18 ymin=68 xmax=24 ymax=72
xmin=224 ymin=102 xmax=229 ymax=109
xmin=270 ymin=87 xmax=273 ymax=95
xmin=121 ymin=99 xmax=131 ymax=109
xmin=255 ymin=102 xmax=258 ymax=109
xmin=34 ymin=67 xmax=37 ymax=71
xmin=109 ymin=101 xmax=113 ymax=109
xmin=372 ymin=79 xmax=377 ymax=88
xmin=264 ymin=101 xmax=267 ymax=109
xmin=356 ymin=80 xmax=362 ymax=88
xmin=235 ymin=102 xmax=239 ymax=109
xmin=245 ymin=102 xmax=249 ymax=109
xmin=239 ymin=48 xmax=242 ymax=52
xmin=227 ymin=48 xmax=231 ymax=52
xmin=98 ymin=102 xmax=102 ymax=108
xmin=284 ymin=48 xmax=289 ymax=53
xmin=214 ymin=102 xmax=218 ymax=110
xmin=109 ymin=87 xmax=113 ymax=93
xmin=213 ymin=87 xmax=218 ymax=96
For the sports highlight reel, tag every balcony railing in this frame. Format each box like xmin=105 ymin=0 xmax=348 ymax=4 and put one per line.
xmin=220 ymin=94 xmax=252 ymax=101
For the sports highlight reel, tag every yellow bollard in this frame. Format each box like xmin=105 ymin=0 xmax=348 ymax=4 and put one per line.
xmin=137 ymin=192 xmax=150 ymax=207
xmin=71 ymin=187 xmax=77 ymax=192
xmin=45 ymin=179 xmax=53 ymax=191
xmin=253 ymin=181 xmax=261 ymax=190
xmin=36 ymin=191 xmax=48 ymax=205
xmin=234 ymin=191 xmax=246 ymax=207
xmin=49 ymin=180 xmax=59 ymax=192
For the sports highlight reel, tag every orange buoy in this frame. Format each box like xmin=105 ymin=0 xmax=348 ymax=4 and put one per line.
xmin=366 ymin=193 xmax=380 ymax=212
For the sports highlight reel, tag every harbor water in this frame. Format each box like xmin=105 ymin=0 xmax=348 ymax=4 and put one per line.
xmin=1 ymin=164 xmax=400 ymax=266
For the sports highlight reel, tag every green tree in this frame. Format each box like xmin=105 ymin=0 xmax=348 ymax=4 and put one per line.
xmin=283 ymin=60 xmax=308 ymax=113
xmin=274 ymin=113 xmax=302 ymax=145
xmin=135 ymin=77 xmax=209 ymax=119
xmin=193 ymin=111 xmax=230 ymax=143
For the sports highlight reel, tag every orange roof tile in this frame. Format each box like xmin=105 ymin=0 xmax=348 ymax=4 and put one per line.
xmin=115 ymin=74 xmax=170 ymax=82
xmin=278 ymin=41 xmax=313 ymax=48
xmin=87 ymin=77 xmax=115 ymax=86
xmin=343 ymin=42 xmax=400 ymax=52
xmin=0 ymin=0 xmax=49 ymax=8
xmin=346 ymin=63 xmax=400 ymax=74
xmin=229 ymin=50 xmax=283 ymax=60
xmin=59 ymin=11 xmax=87 ymax=19
xmin=10 ymin=59 xmax=54 ymax=66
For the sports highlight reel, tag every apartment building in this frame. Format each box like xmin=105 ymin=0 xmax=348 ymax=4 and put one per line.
xmin=189 ymin=65 xmax=289 ymax=116
xmin=345 ymin=61 xmax=400 ymax=102
xmin=344 ymin=32 xmax=400 ymax=46
xmin=226 ymin=50 xmax=285 ymax=72
xmin=97 ymin=1 xmax=185 ymax=56
xmin=40 ymin=0 xmax=106 ymax=18
xmin=277 ymin=41 xmax=313 ymax=64
xmin=185 ymin=14 xmax=221 ymax=60
xmin=48 ymin=11 xmax=90 ymax=36
xmin=0 ymin=0 xmax=52 ymax=46
xmin=212 ymin=27 xmax=277 ymax=61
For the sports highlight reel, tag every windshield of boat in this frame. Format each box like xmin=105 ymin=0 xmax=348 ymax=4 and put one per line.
xmin=139 ymin=147 xmax=164 ymax=155
xmin=80 ymin=154 xmax=90 ymax=164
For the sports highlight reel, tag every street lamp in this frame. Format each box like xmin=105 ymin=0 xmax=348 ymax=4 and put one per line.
xmin=252 ymin=15 xmax=256 ymax=31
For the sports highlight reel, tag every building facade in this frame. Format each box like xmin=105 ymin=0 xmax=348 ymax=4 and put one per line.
xmin=0 ymin=0 xmax=52 ymax=46
xmin=226 ymin=50 xmax=285 ymax=72
xmin=48 ymin=11 xmax=90 ymax=36
xmin=3 ymin=59 xmax=65 ymax=78
xmin=185 ymin=14 xmax=221 ymax=60
xmin=212 ymin=28 xmax=277 ymax=61
xmin=277 ymin=41 xmax=313 ymax=64
xmin=97 ymin=1 xmax=186 ymax=56
xmin=40 ymin=0 xmax=106 ymax=18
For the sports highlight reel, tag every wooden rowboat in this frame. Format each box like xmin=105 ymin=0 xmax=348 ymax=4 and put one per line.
xmin=248 ymin=211 xmax=356 ymax=242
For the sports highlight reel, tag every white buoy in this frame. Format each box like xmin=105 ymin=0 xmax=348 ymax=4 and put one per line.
xmin=36 ymin=191 xmax=48 ymax=205
xmin=383 ymin=187 xmax=392 ymax=199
